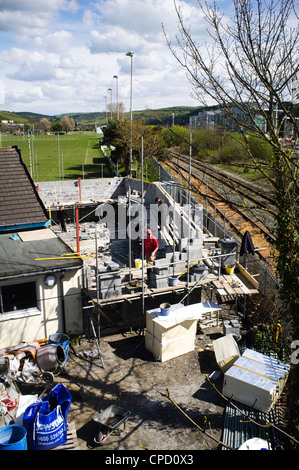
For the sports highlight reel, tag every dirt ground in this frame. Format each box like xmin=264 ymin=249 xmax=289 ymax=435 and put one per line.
xmin=56 ymin=326 xmax=226 ymax=452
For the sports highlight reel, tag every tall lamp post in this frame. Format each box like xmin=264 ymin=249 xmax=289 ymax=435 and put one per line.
xmin=104 ymin=96 xmax=107 ymax=124
xmin=126 ymin=51 xmax=134 ymax=177
xmin=113 ymin=75 xmax=119 ymax=120
xmin=108 ymin=88 xmax=112 ymax=119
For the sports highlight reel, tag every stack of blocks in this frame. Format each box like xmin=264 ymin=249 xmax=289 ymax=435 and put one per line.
xmin=223 ymin=319 xmax=241 ymax=338
xmin=188 ymin=264 xmax=208 ymax=282
xmin=97 ymin=261 xmax=122 ymax=299
xmin=149 ymin=258 xmax=169 ymax=289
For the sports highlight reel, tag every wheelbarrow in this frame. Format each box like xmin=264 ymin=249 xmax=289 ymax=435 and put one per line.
xmin=93 ymin=403 xmax=131 ymax=445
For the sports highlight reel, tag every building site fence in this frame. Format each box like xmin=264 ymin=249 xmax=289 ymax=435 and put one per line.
xmin=151 ymin=157 xmax=280 ymax=301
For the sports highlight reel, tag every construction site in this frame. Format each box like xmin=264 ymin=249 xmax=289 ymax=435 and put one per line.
xmin=0 ymin=147 xmax=293 ymax=452
xmin=37 ymin=172 xmax=262 ymax=334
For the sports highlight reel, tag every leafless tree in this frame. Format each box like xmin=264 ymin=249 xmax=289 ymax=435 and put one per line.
xmin=40 ymin=117 xmax=51 ymax=133
xmin=164 ymin=0 xmax=299 ymax=337
xmin=107 ymin=101 xmax=126 ymax=120
xmin=60 ymin=116 xmax=75 ymax=134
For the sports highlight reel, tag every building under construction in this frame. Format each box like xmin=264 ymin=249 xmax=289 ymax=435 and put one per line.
xmin=37 ymin=173 xmax=260 ymax=337
xmin=1 ymin=147 xmax=288 ymax=451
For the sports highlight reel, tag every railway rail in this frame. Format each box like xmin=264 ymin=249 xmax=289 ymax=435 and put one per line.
xmin=163 ymin=151 xmax=278 ymax=268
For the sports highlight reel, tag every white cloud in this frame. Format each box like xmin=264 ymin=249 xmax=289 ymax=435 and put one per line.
xmin=0 ymin=0 xmax=203 ymax=114
xmin=33 ymin=30 xmax=75 ymax=55
xmin=89 ymin=28 xmax=150 ymax=55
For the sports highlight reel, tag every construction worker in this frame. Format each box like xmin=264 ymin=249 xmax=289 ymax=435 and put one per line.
xmin=57 ymin=206 xmax=70 ymax=232
xmin=143 ymin=229 xmax=159 ymax=280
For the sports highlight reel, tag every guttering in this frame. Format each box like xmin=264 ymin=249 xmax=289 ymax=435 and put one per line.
xmin=60 ymin=271 xmax=66 ymax=334
xmin=0 ymin=265 xmax=82 ymax=282
xmin=0 ymin=221 xmax=51 ymax=232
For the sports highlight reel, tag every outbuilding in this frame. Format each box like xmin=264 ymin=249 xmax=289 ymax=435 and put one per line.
xmin=0 ymin=146 xmax=83 ymax=348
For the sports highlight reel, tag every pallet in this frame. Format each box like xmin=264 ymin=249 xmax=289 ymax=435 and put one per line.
xmin=52 ymin=421 xmax=79 ymax=450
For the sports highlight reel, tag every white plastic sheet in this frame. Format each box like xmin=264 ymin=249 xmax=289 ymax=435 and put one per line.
xmin=147 ymin=301 xmax=222 ymax=328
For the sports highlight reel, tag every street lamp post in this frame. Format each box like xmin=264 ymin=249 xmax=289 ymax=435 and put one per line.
xmin=126 ymin=51 xmax=134 ymax=177
xmin=108 ymin=88 xmax=112 ymax=119
xmin=104 ymin=96 xmax=107 ymax=124
xmin=113 ymin=75 xmax=119 ymax=120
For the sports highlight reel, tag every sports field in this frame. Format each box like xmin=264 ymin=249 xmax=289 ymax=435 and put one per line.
xmin=1 ymin=132 xmax=114 ymax=182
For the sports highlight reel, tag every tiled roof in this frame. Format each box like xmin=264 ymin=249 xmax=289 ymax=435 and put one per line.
xmin=0 ymin=146 xmax=48 ymax=229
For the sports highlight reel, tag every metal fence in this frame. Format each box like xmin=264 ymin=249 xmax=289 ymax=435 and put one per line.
xmin=151 ymin=156 xmax=280 ymax=301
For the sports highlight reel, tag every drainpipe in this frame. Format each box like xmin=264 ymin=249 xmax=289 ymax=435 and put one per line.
xmin=60 ymin=271 xmax=66 ymax=334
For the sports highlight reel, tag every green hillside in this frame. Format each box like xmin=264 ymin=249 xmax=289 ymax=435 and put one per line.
xmin=56 ymin=112 xmax=107 ymax=126
xmin=0 ymin=110 xmax=28 ymax=123
xmin=1 ymin=105 xmax=203 ymax=127
xmin=56 ymin=106 xmax=201 ymax=126
xmin=131 ymin=106 xmax=201 ymax=126
xmin=16 ymin=111 xmax=54 ymax=120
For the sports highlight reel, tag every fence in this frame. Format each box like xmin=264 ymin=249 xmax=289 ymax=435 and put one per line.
xmin=150 ymin=156 xmax=280 ymax=301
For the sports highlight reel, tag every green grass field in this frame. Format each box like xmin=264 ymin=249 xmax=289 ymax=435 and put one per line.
xmin=1 ymin=132 xmax=115 ymax=182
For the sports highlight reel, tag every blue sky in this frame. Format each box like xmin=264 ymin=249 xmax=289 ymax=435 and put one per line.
xmin=1 ymin=0 xmax=295 ymax=116
xmin=0 ymin=0 xmax=206 ymax=115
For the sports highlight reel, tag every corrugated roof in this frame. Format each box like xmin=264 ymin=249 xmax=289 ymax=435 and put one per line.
xmin=0 ymin=146 xmax=48 ymax=229
xmin=0 ymin=229 xmax=82 ymax=279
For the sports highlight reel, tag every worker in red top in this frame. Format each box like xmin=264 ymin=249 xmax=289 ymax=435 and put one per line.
xmin=143 ymin=228 xmax=159 ymax=270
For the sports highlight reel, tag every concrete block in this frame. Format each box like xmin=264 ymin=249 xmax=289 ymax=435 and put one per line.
xmin=173 ymin=262 xmax=186 ymax=275
xmin=105 ymin=261 xmax=120 ymax=271
xmin=153 ymin=258 xmax=167 ymax=267
xmin=100 ymin=287 xmax=122 ymax=299
xmin=153 ymin=266 xmax=169 ymax=276
xmin=223 ymin=320 xmax=240 ymax=337
xmin=148 ymin=278 xmax=169 ymax=289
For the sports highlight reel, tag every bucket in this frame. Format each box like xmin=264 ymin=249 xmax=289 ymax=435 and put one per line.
xmin=135 ymin=259 xmax=145 ymax=268
xmin=225 ymin=265 xmax=235 ymax=275
xmin=169 ymin=277 xmax=178 ymax=286
xmin=0 ymin=425 xmax=27 ymax=450
xmin=160 ymin=302 xmax=171 ymax=316
xmin=49 ymin=333 xmax=70 ymax=365
xmin=36 ymin=344 xmax=65 ymax=371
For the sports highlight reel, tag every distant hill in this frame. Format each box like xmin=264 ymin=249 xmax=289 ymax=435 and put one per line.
xmin=0 ymin=106 xmax=203 ymax=127
xmin=0 ymin=110 xmax=28 ymax=123
xmin=131 ymin=106 xmax=202 ymax=126
xmin=56 ymin=106 xmax=202 ymax=126
xmin=17 ymin=111 xmax=55 ymax=120
xmin=56 ymin=112 xmax=107 ymax=126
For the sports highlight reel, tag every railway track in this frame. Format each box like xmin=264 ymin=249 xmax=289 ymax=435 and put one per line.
xmin=163 ymin=151 xmax=278 ymax=268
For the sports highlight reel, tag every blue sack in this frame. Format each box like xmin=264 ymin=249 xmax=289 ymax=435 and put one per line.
xmin=23 ymin=383 xmax=72 ymax=450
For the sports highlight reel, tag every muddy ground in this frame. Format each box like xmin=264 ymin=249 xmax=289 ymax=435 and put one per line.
xmin=53 ymin=325 xmax=226 ymax=452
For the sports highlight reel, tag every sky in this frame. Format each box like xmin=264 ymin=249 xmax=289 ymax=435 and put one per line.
xmin=0 ymin=0 xmax=213 ymax=116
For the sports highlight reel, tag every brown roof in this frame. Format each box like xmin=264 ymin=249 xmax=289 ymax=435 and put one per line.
xmin=0 ymin=146 xmax=48 ymax=229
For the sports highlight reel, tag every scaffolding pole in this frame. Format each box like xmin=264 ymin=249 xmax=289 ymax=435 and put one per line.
xmin=141 ymin=137 xmax=145 ymax=317
xmin=186 ymin=132 xmax=192 ymax=303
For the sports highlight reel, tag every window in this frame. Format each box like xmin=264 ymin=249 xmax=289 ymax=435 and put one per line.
xmin=0 ymin=281 xmax=38 ymax=314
